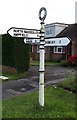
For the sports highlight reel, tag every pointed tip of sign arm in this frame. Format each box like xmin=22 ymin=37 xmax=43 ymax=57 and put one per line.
xmin=7 ymin=27 xmax=12 ymax=34
xmin=7 ymin=27 xmax=17 ymax=35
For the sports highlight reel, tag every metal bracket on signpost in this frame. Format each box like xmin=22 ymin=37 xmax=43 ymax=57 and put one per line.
xmin=39 ymin=7 xmax=47 ymax=106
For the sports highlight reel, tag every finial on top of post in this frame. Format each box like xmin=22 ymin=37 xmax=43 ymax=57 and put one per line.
xmin=39 ymin=7 xmax=47 ymax=22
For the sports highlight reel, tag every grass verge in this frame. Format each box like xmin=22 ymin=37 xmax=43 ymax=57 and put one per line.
xmin=2 ymin=86 xmax=76 ymax=119
xmin=2 ymin=72 xmax=27 ymax=81
xmin=57 ymin=73 xmax=77 ymax=94
xmin=30 ymin=60 xmax=60 ymax=66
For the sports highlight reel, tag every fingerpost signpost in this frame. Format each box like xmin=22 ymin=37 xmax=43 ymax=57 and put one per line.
xmin=38 ymin=7 xmax=47 ymax=106
xmin=7 ymin=7 xmax=47 ymax=107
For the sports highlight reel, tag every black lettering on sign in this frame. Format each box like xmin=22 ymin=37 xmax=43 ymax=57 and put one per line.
xmin=14 ymin=29 xmax=19 ymax=32
xmin=59 ymin=40 xmax=61 ymax=43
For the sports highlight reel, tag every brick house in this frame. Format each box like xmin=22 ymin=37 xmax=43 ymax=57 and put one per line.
xmin=56 ymin=23 xmax=77 ymax=56
xmin=31 ymin=23 xmax=77 ymax=61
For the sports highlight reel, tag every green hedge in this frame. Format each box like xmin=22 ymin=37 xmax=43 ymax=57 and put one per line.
xmin=2 ymin=34 xmax=31 ymax=72
xmin=0 ymin=35 xmax=2 ymax=65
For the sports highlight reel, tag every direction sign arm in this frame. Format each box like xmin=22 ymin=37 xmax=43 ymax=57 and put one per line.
xmin=7 ymin=27 xmax=40 ymax=38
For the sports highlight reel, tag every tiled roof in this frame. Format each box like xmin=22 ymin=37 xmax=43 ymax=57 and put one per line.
xmin=45 ymin=22 xmax=69 ymax=26
xmin=56 ymin=23 xmax=77 ymax=40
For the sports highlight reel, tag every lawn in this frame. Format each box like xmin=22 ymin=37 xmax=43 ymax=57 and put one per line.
xmin=1 ymin=72 xmax=27 ymax=81
xmin=2 ymin=86 xmax=76 ymax=119
xmin=57 ymin=73 xmax=77 ymax=94
xmin=2 ymin=62 xmax=77 ymax=119
xmin=0 ymin=72 xmax=27 ymax=82
xmin=0 ymin=100 xmax=2 ymax=119
xmin=30 ymin=60 xmax=60 ymax=66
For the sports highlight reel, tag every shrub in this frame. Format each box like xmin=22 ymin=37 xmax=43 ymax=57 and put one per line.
xmin=2 ymin=34 xmax=31 ymax=72
xmin=60 ymin=60 xmax=68 ymax=67
xmin=68 ymin=55 xmax=77 ymax=66
xmin=2 ymin=34 xmax=15 ymax=67
xmin=13 ymin=38 xmax=31 ymax=72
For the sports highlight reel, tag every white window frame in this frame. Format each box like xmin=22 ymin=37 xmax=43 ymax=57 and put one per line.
xmin=54 ymin=47 xmax=62 ymax=53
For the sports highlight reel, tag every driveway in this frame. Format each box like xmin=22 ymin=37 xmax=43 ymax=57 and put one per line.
xmin=2 ymin=65 xmax=75 ymax=99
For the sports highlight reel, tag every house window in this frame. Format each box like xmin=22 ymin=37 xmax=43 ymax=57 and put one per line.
xmin=54 ymin=47 xmax=62 ymax=53
xmin=45 ymin=28 xmax=52 ymax=35
xmin=58 ymin=47 xmax=62 ymax=52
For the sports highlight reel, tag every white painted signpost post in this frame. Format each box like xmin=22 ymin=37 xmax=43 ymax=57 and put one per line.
xmin=38 ymin=7 xmax=47 ymax=106
xmin=7 ymin=7 xmax=47 ymax=107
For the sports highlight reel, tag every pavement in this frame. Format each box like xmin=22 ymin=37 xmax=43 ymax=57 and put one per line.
xmin=1 ymin=65 xmax=75 ymax=100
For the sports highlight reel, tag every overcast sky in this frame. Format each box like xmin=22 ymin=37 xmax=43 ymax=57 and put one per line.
xmin=0 ymin=0 xmax=76 ymax=34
